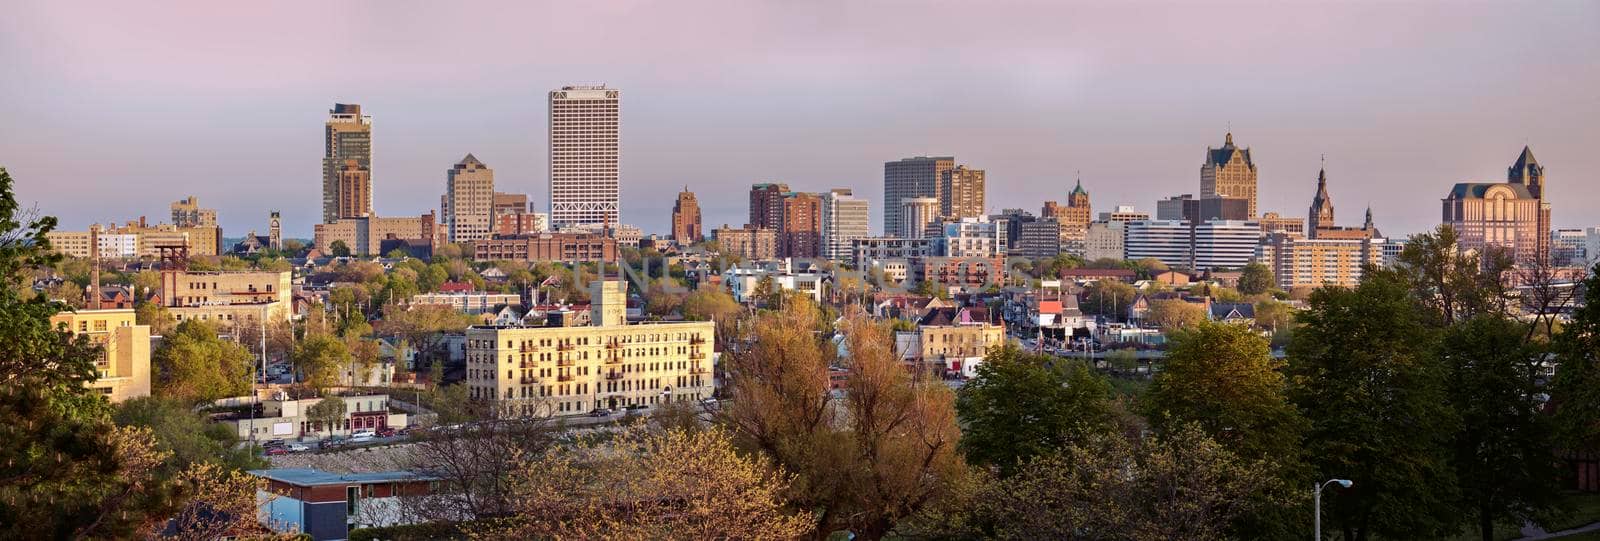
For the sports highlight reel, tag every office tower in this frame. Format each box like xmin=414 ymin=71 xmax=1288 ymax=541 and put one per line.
xmin=493 ymin=192 xmax=531 ymax=220
xmin=170 ymin=196 xmax=216 ymax=227
xmin=1261 ymin=233 xmax=1385 ymax=289
xmin=337 ymin=160 xmax=372 ymax=219
xmin=748 ymin=183 xmax=790 ymax=230
xmin=821 ymin=188 xmax=869 ymax=262
xmin=993 ymin=209 xmax=1036 ymax=252
xmin=1201 ymin=132 xmax=1258 ymax=218
xmin=548 ymin=86 xmax=620 ymax=229
xmin=781 ymin=192 xmax=823 ymax=258
xmin=1507 ymin=146 xmax=1551 ymax=263
xmin=672 ymin=188 xmax=703 ymax=244
xmin=902 ymin=197 xmax=941 ymax=239
xmin=1156 ymin=194 xmax=1248 ymax=224
xmin=1192 ymin=220 xmax=1264 ymax=270
xmin=1551 ymin=229 xmax=1588 ymax=267
xmin=323 ymin=103 xmax=372 ymax=224
xmin=940 ymin=165 xmax=985 ymax=219
xmin=1018 ymin=219 xmax=1063 ymax=258
xmin=1125 ymin=220 xmax=1193 ymax=269
xmin=446 ymin=154 xmax=495 ymax=243
xmin=1084 ymin=221 xmax=1126 ymax=262
xmin=884 ymin=156 xmax=955 ymax=236
xmin=268 ymin=211 xmax=282 ymax=251
xmin=1308 ymin=167 xmax=1335 ymax=237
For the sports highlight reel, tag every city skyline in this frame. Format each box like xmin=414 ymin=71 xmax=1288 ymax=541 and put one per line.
xmin=4 ymin=2 xmax=1597 ymax=238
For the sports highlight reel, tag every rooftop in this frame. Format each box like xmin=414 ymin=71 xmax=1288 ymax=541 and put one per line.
xmin=249 ymin=468 xmax=439 ymax=487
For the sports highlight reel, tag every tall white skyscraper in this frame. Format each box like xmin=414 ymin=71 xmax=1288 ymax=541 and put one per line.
xmin=548 ymin=85 xmax=620 ymax=229
xmin=821 ymin=188 xmax=870 ymax=262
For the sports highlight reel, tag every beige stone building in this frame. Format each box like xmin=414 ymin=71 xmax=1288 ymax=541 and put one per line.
xmin=714 ymin=225 xmax=778 ymax=260
xmin=49 ymin=309 xmax=151 ymax=402
xmin=1201 ymin=132 xmax=1259 ymax=218
xmin=916 ymin=306 xmax=1006 ymax=378
xmin=671 ymin=188 xmax=703 ymax=244
xmin=314 ymin=214 xmax=436 ymax=256
xmin=160 ymin=269 xmax=292 ymax=323
xmin=902 ymin=197 xmax=940 ymax=239
xmin=472 ymin=232 xmax=617 ymax=263
xmin=170 ymin=196 xmax=217 ymax=227
xmin=1041 ymin=181 xmax=1092 ymax=256
xmin=48 ymin=221 xmax=222 ymax=259
xmin=1441 ymin=147 xmax=1550 ymax=266
xmin=445 ymin=154 xmax=495 ymax=243
xmin=464 ymin=278 xmax=714 ymax=417
xmin=1260 ymin=232 xmax=1385 ymax=289
xmin=939 ymin=165 xmax=986 ymax=220
xmin=1259 ymin=212 xmax=1306 ymax=237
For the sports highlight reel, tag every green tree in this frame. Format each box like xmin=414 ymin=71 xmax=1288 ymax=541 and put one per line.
xmin=1082 ymin=279 xmax=1137 ymax=319
xmin=1146 ymin=298 xmax=1206 ymax=332
xmin=307 ymin=396 xmax=347 ymax=435
xmin=135 ymin=299 xmax=177 ymax=335
xmin=1440 ymin=316 xmax=1563 ymax=541
xmin=295 ymin=334 xmax=351 ymax=391
xmin=1553 ymin=266 xmax=1600 ymax=452
xmin=1397 ymin=225 xmax=1514 ymax=326
xmin=1287 ymin=269 xmax=1458 ymax=540
xmin=113 ymin=396 xmax=265 ymax=474
xmin=153 ymin=319 xmax=254 ymax=404
xmin=957 ymin=345 xmax=1111 ymax=476
xmin=329 ymin=239 xmax=352 ymax=257
xmin=1238 ymin=261 xmax=1273 ymax=295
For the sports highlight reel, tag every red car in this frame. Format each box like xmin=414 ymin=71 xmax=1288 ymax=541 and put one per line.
xmin=376 ymin=427 xmax=397 ymax=438
xmin=265 ymin=446 xmax=289 ymax=456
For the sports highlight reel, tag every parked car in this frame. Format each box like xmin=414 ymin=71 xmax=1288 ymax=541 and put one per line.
xmin=376 ymin=427 xmax=397 ymax=438
xmin=262 ymin=439 xmax=286 ymax=449
xmin=588 ymin=408 xmax=612 ymax=418
xmin=265 ymin=447 xmax=289 ymax=456
xmin=350 ymin=430 xmax=376 ymax=443
xmin=286 ymin=443 xmax=310 ymax=453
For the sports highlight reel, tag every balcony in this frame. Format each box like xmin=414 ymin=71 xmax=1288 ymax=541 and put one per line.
xmin=606 ymin=341 xmax=621 ymax=350
xmin=520 ymin=374 xmax=537 ymax=385
xmin=519 ymin=344 xmax=538 ymax=353
xmin=604 ymin=355 xmax=622 ymax=365
xmin=557 ymin=358 xmax=575 ymax=367
xmin=606 ymin=372 xmax=623 ymax=381
xmin=520 ymin=359 xmax=537 ymax=369
xmin=557 ymin=374 xmax=574 ymax=382
xmin=689 ymin=337 xmax=706 ymax=345
xmin=557 ymin=343 xmax=575 ymax=352
xmin=690 ymin=365 xmax=708 ymax=374
xmin=688 ymin=352 xmax=705 ymax=360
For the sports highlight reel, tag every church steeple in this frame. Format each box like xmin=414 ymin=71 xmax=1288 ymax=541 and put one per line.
xmin=1363 ymin=206 xmax=1374 ymax=230
xmin=1508 ymin=145 xmax=1544 ymax=200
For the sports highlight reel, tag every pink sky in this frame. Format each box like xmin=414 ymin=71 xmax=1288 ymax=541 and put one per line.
xmin=3 ymin=1 xmax=1597 ymax=238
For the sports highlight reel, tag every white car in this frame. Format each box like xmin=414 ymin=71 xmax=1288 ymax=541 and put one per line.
xmin=286 ymin=443 xmax=310 ymax=452
xmin=350 ymin=430 xmax=376 ymax=442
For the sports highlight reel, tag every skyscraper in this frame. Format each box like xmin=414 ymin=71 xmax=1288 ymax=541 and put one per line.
xmin=1441 ymin=147 xmax=1551 ymax=266
xmin=1201 ymin=132 xmax=1258 ymax=218
xmin=323 ymin=103 xmax=372 ymax=224
xmin=821 ymin=189 xmax=869 ymax=262
xmin=781 ymin=193 xmax=823 ymax=258
xmin=446 ymin=154 xmax=495 ymax=243
xmin=1508 ymin=146 xmax=1551 ymax=263
xmin=939 ymin=165 xmax=985 ymax=220
xmin=884 ymin=156 xmax=954 ymax=236
xmin=337 ymin=160 xmax=372 ymax=219
xmin=748 ymin=183 xmax=790 ymax=231
xmin=548 ymin=86 xmax=620 ymax=229
xmin=672 ymin=188 xmax=703 ymax=244
xmin=902 ymin=197 xmax=940 ymax=239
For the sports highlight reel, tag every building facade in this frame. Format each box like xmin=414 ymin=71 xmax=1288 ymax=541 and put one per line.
xmin=313 ymin=214 xmax=436 ymax=257
xmin=48 ymin=309 xmax=150 ymax=402
xmin=1125 ymin=220 xmax=1192 ymax=269
xmin=714 ymin=225 xmax=778 ymax=261
xmin=851 ymin=237 xmax=933 ymax=268
xmin=748 ymin=183 xmax=790 ymax=231
xmin=1084 ymin=221 xmax=1126 ymax=262
xmin=780 ymin=192 xmax=823 ymax=258
xmin=939 ymin=165 xmax=985 ymax=220
xmin=161 ymin=269 xmax=292 ymax=323
xmin=464 ymin=279 xmax=714 ymax=417
xmin=1017 ymin=219 xmax=1063 ymax=259
xmin=471 ymin=232 xmax=617 ymax=263
xmin=883 ymin=156 xmax=954 ymax=236
xmin=323 ymin=103 xmax=372 ymax=224
xmin=933 ymin=216 xmax=1006 ymax=258
xmin=170 ymin=196 xmax=216 ymax=228
xmin=548 ymin=86 xmax=620 ymax=228
xmin=821 ymin=188 xmax=869 ymax=263
xmin=1260 ymin=232 xmax=1385 ymax=289
xmin=671 ymin=188 xmax=703 ymax=244
xmin=1200 ymin=132 xmax=1258 ymax=218
xmin=901 ymin=197 xmax=940 ymax=239
xmin=1193 ymin=220 xmax=1262 ymax=270
xmin=445 ymin=154 xmax=494 ymax=243
xmin=410 ymin=292 xmax=523 ymax=315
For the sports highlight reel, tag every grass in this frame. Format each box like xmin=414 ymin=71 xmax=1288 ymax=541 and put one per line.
xmin=1438 ymin=492 xmax=1600 ymax=541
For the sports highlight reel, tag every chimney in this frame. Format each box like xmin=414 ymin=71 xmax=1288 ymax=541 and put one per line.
xmin=89 ymin=224 xmax=102 ymax=310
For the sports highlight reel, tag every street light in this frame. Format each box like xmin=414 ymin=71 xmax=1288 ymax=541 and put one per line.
xmin=1314 ymin=478 xmax=1353 ymax=540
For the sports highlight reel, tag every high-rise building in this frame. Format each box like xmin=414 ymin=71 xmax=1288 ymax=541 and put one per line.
xmin=884 ymin=157 xmax=955 ymax=236
xmin=1552 ymin=229 xmax=1588 ymax=267
xmin=1442 ymin=147 xmax=1550 ymax=266
xmin=170 ymin=196 xmax=216 ymax=228
xmin=939 ymin=165 xmax=986 ymax=220
xmin=268 ymin=211 xmax=282 ymax=251
xmin=780 ymin=192 xmax=823 ymax=258
xmin=1125 ymin=220 xmax=1192 ymax=269
xmin=1098 ymin=206 xmax=1149 ymax=223
xmin=493 ymin=192 xmax=531 ymax=220
xmin=1201 ymin=132 xmax=1258 ymax=218
xmin=1156 ymin=194 xmax=1248 ymax=223
xmin=548 ymin=86 xmax=620 ymax=229
xmin=821 ymin=189 xmax=869 ymax=262
xmin=748 ymin=183 xmax=790 ymax=231
xmin=1193 ymin=220 xmax=1263 ymax=270
xmin=1084 ymin=221 xmax=1126 ymax=262
xmin=446 ymin=154 xmax=495 ymax=243
xmin=1260 ymin=232 xmax=1385 ymax=289
xmin=337 ymin=160 xmax=372 ymax=219
xmin=1017 ymin=219 xmax=1063 ymax=259
xmin=671 ymin=188 xmax=703 ymax=244
xmin=715 ymin=225 xmax=778 ymax=261
xmin=323 ymin=103 xmax=372 ymax=224
xmin=901 ymin=197 xmax=941 ymax=240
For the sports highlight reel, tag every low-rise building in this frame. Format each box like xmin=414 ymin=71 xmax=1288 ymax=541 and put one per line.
xmin=916 ymin=306 xmax=1006 ymax=379
xmin=409 ymin=291 xmax=523 ymax=315
xmin=713 ymin=225 xmax=778 ymax=261
xmin=252 ymin=468 xmax=440 ymax=541
xmin=851 ymin=236 xmax=933 ymax=268
xmin=220 ymin=393 xmax=406 ymax=442
xmin=471 ymin=232 xmax=617 ymax=263
xmin=48 ymin=309 xmax=151 ymax=402
xmin=313 ymin=214 xmax=438 ymax=257
xmin=160 ymin=269 xmax=293 ymax=323
xmin=722 ymin=265 xmax=828 ymax=303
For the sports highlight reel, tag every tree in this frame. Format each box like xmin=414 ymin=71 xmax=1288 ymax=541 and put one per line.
xmin=1253 ymin=298 xmax=1294 ymax=334
xmin=157 ymin=462 xmax=271 ymax=541
xmin=135 ymin=300 xmax=177 ymax=335
xmin=643 ymin=285 xmax=684 ymax=317
xmin=113 ymin=396 xmax=264 ymax=474
xmin=329 ymin=239 xmax=352 ymax=257
xmin=956 ymin=344 xmax=1111 ymax=476
xmin=153 ymin=319 xmax=253 ymax=404
xmin=903 ymin=425 xmax=1280 ymax=541
xmin=377 ymin=304 xmax=472 ymax=366
xmin=1287 ymin=269 xmax=1458 ymax=540
xmin=1142 ymin=321 xmax=1307 ymax=538
xmin=484 ymin=427 xmax=814 ymax=539
xmin=1397 ymin=225 xmax=1514 ymax=326
xmin=1083 ymin=279 xmax=1137 ymax=319
xmin=295 ymin=334 xmax=351 ymax=391
xmin=1440 ymin=316 xmax=1563 ymax=541
xmin=306 ymin=396 xmax=347 ymax=435
xmin=1553 ymin=266 xmax=1600 ymax=451
xmin=1146 ymin=298 xmax=1205 ymax=332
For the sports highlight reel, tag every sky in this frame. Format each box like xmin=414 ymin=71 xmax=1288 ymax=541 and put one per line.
xmin=3 ymin=1 xmax=1597 ymax=239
